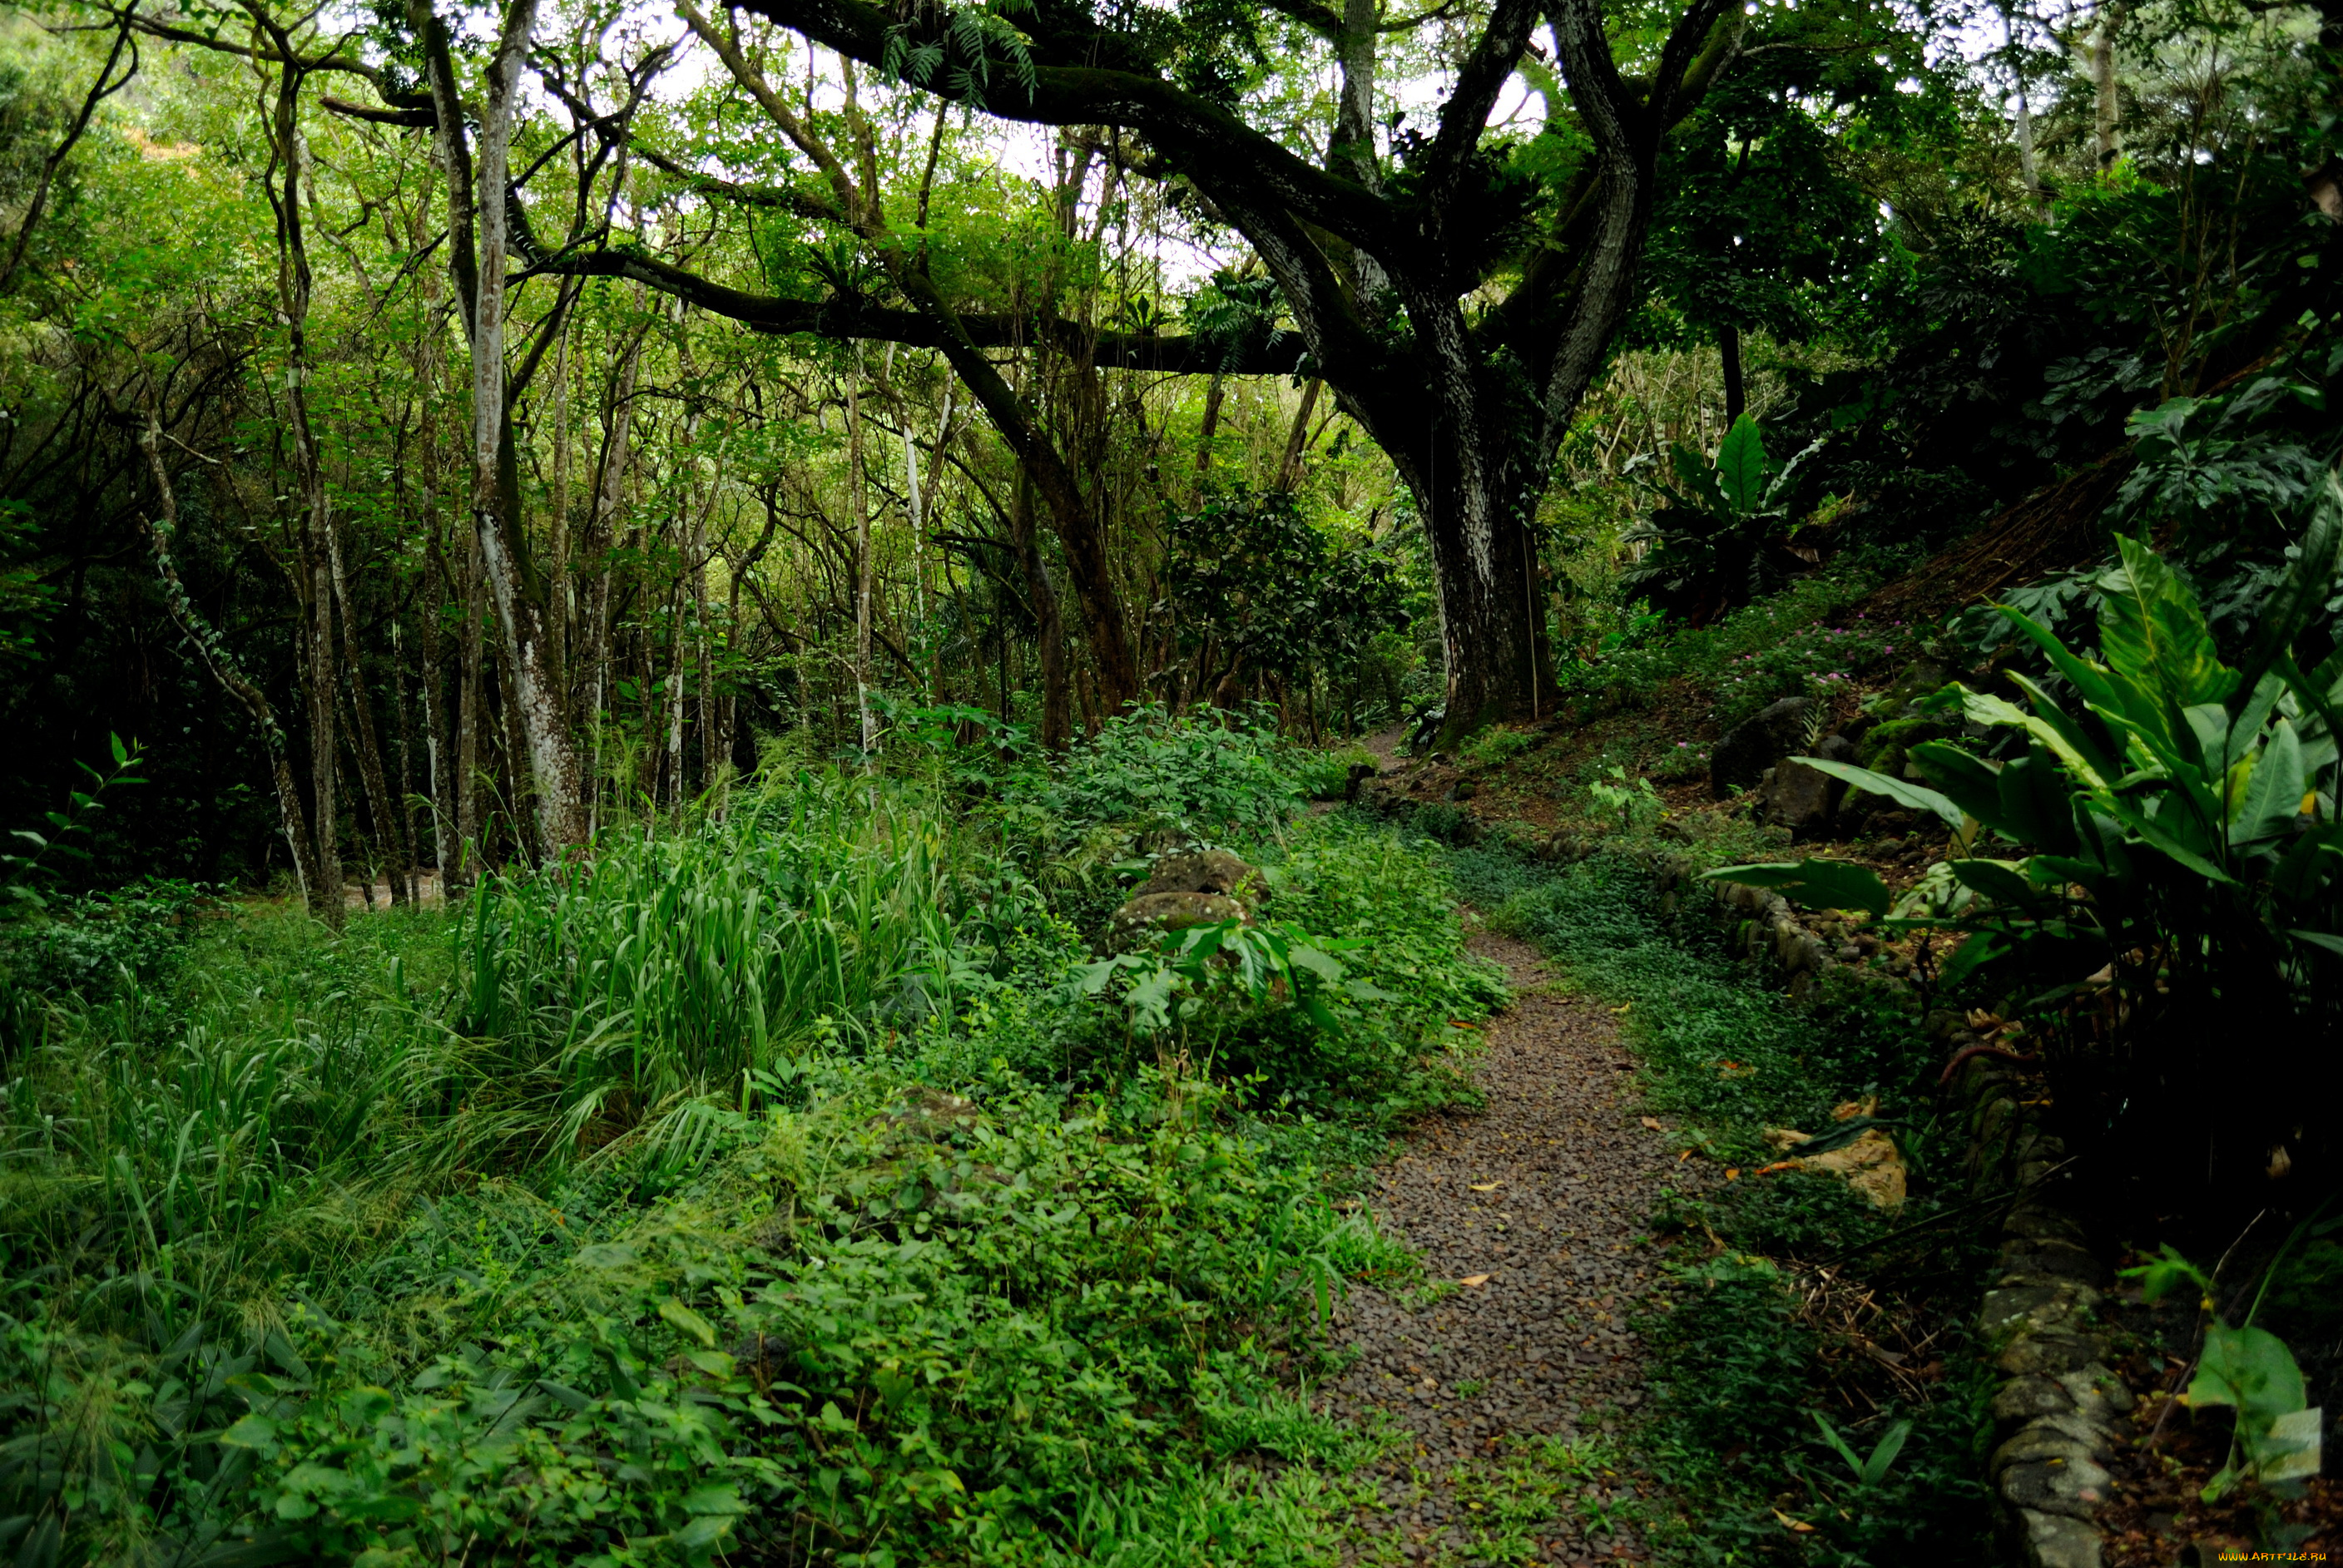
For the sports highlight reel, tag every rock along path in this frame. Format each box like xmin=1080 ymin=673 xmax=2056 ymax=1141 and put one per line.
xmin=1321 ymin=925 xmax=1682 ymax=1567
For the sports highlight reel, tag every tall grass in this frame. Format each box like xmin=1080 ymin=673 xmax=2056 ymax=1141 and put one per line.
xmin=1 ymin=774 xmax=966 ymax=1311
xmin=446 ymin=772 xmax=961 ymax=1167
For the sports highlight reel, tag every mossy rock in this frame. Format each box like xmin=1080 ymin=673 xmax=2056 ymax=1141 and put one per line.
xmin=1855 ymin=716 xmax=1950 ymax=778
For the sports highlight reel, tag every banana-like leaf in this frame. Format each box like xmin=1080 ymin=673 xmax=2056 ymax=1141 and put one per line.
xmin=1997 ymin=606 xmax=2121 ymax=713
xmin=2184 ymin=702 xmax=2233 ymax=773
xmin=1716 ymin=414 xmax=1771 ymax=514
xmin=2291 ymin=927 xmax=2343 ymax=957
xmin=1791 ymin=757 xmax=1964 ymax=829
xmin=1702 ymin=860 xmax=1892 ymax=919
xmin=1909 ymin=741 xmax=2004 ymax=823
xmin=1945 ymin=858 xmax=2048 ymax=908
xmin=2002 ymin=673 xmax=2120 ymax=786
xmin=2230 ymin=720 xmax=2305 ymax=848
xmin=2229 ymin=670 xmax=2286 ymax=767
xmin=2101 ymin=795 xmax=2240 ymax=885
xmin=1669 ymin=442 xmax=1731 ymax=517
xmin=2272 ymin=831 xmax=2338 ymax=903
xmin=1995 ymin=749 xmax=2081 ymax=854
xmin=2098 ymin=534 xmax=2240 ymax=726
xmin=1934 ymin=930 xmax=2009 ymax=988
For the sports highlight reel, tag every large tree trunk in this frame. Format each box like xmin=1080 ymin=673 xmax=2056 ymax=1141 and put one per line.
xmin=1416 ymin=456 xmax=1553 ymax=735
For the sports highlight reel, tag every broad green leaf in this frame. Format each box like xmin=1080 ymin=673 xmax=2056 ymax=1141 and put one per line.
xmin=1945 ymin=859 xmax=2043 ymax=908
xmin=1716 ymin=414 xmax=1770 ymax=513
xmin=1997 ymin=606 xmax=2119 ymax=712
xmin=1668 ymin=442 xmax=1731 ymax=517
xmin=2291 ymin=928 xmax=2343 ymax=957
xmin=659 ymin=1297 xmax=718 ymax=1348
xmin=2002 ymin=673 xmax=2118 ymax=787
xmin=2228 ymin=671 xmax=2286 ymax=766
xmin=2183 ymin=703 xmax=2232 ymax=772
xmin=2190 ymin=1323 xmax=2306 ymax=1432
xmin=2099 ymin=535 xmax=2238 ymax=720
xmin=1287 ymin=945 xmax=1345 ymax=982
xmin=1701 ymin=860 xmax=1892 ymax=919
xmin=1791 ymin=757 xmax=1964 ymax=829
xmin=1934 ymin=931 xmax=2008 ymax=988
xmin=682 ymin=1482 xmax=749 ymax=1516
xmin=1908 ymin=742 xmax=2004 ymax=824
xmin=1994 ymin=749 xmax=2081 ymax=853
xmin=220 ymin=1413 xmax=278 ymax=1451
xmin=2231 ymin=720 xmax=2305 ymax=847
xmin=2101 ymin=795 xmax=2239 ymax=885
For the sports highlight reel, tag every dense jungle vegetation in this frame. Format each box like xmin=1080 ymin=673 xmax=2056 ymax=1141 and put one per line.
xmin=0 ymin=0 xmax=2339 ymax=1558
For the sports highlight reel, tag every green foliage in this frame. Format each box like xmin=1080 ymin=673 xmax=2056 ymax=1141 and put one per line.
xmin=1620 ymin=416 xmax=1827 ymax=621
xmin=0 ymin=763 xmax=1498 ymax=1567
xmin=1709 ymin=496 xmax=2343 ymax=1176
xmin=0 ymin=876 xmax=211 ymax=1002
xmin=1563 ymin=566 xmax=1900 ymax=721
xmin=1462 ymin=726 xmax=1533 ymax=768
xmin=1011 ymin=704 xmax=1306 ymax=850
xmin=1289 ymin=743 xmax=1379 ymax=800
xmin=1072 ymin=918 xmax=1387 ymax=1037
xmin=1161 ymin=487 xmax=1410 ymax=707
xmin=2 ymin=734 xmax=143 ymax=920
xmin=1586 ymin=764 xmax=1662 ymax=833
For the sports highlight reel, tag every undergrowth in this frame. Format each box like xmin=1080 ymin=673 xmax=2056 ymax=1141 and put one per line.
xmin=1448 ymin=845 xmax=1995 ymax=1567
xmin=0 ymin=721 xmax=1501 ymax=1568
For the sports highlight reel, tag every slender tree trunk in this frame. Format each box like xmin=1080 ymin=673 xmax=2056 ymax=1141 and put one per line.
xmin=456 ymin=531 xmax=485 ymax=883
xmin=135 ymin=415 xmax=325 ymax=913
xmin=429 ymin=0 xmax=585 ymax=852
xmin=1719 ymin=324 xmax=1745 ymax=426
xmin=1196 ymin=376 xmax=1225 ymax=483
xmin=2014 ymin=90 xmax=2044 ymax=210
xmin=326 ymin=508 xmax=413 ymax=903
xmin=1277 ymin=378 xmax=1324 ymax=491
xmin=1009 ymin=472 xmax=1070 ymax=749
xmin=2092 ymin=6 xmax=2123 ymax=170
xmin=848 ymin=348 xmax=875 ymax=756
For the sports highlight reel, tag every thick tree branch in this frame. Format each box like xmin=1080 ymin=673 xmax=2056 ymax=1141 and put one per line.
xmin=529 ymin=246 xmax=1305 ymax=373
xmin=733 ymin=0 xmax=1394 ymax=254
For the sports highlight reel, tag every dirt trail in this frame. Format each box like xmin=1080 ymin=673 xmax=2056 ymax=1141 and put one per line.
xmin=1325 ymin=927 xmax=1680 ymax=1566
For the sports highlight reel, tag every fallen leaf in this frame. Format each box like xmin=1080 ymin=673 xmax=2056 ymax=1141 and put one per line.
xmin=1640 ymin=1116 xmax=1665 ymax=1131
xmin=1469 ymin=1182 xmax=1501 ymax=1191
xmin=1611 ymin=1002 xmax=1632 ymax=1015
xmin=1678 ymin=1150 xmax=1693 ymax=1161
xmin=1772 ymin=1510 xmax=1815 ymax=1534
xmin=1459 ymin=1274 xmax=1491 ymax=1288
xmin=1726 ymin=1168 xmax=1741 ymax=1180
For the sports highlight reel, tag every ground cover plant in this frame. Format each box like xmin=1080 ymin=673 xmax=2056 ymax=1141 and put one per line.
xmin=0 ymin=727 xmax=1502 ymax=1567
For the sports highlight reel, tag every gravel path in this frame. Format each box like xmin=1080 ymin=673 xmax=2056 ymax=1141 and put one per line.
xmin=1322 ymin=925 xmax=1681 ymax=1566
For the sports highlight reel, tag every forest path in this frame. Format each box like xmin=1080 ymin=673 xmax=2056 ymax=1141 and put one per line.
xmin=1322 ymin=925 xmax=1677 ymax=1566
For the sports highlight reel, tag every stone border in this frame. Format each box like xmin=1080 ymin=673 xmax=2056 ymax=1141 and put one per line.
xmin=1644 ymin=848 xmax=2125 ymax=1568
xmin=1947 ymin=1032 xmax=2128 ymax=1568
